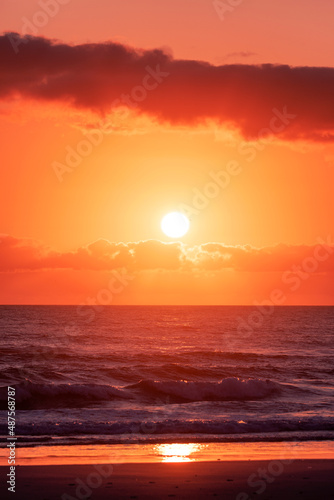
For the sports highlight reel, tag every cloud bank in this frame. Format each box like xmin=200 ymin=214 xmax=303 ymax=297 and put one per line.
xmin=1 ymin=34 xmax=334 ymax=141
xmin=1 ymin=235 xmax=333 ymax=273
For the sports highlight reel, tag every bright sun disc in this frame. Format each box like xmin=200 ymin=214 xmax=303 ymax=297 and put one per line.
xmin=161 ymin=212 xmax=190 ymax=238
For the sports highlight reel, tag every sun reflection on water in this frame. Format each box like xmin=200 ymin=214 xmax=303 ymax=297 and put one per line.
xmin=154 ymin=443 xmax=205 ymax=462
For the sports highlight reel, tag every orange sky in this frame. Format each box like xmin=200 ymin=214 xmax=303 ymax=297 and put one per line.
xmin=0 ymin=0 xmax=333 ymax=304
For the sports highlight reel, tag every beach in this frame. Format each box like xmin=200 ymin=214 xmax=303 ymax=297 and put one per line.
xmin=1 ymin=306 xmax=334 ymax=499
xmin=2 ymin=441 xmax=334 ymax=499
xmin=4 ymin=459 xmax=334 ymax=500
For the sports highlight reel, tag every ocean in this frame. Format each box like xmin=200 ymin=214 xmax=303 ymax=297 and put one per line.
xmin=0 ymin=306 xmax=333 ymax=449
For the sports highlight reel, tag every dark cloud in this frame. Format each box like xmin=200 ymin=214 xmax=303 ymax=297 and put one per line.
xmin=1 ymin=34 xmax=334 ymax=141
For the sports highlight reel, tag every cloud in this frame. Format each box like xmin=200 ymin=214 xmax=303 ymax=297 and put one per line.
xmin=1 ymin=235 xmax=333 ymax=273
xmin=1 ymin=33 xmax=334 ymax=141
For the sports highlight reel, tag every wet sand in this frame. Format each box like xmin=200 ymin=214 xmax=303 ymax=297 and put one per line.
xmin=2 ymin=459 xmax=334 ymax=500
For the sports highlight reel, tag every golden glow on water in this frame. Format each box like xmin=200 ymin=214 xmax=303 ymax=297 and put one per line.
xmin=154 ymin=443 xmax=205 ymax=462
xmin=2 ymin=441 xmax=334 ymax=466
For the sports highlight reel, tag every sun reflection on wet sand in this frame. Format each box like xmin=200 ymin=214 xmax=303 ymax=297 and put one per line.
xmin=154 ymin=443 xmax=206 ymax=462
xmin=3 ymin=441 xmax=334 ymax=466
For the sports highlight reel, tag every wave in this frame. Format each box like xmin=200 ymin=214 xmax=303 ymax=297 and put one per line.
xmin=1 ymin=417 xmax=334 ymax=440
xmin=129 ymin=378 xmax=281 ymax=402
xmin=0 ymin=381 xmax=127 ymax=409
xmin=0 ymin=377 xmax=284 ymax=409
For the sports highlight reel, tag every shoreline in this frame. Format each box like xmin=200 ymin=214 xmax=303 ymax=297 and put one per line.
xmin=1 ymin=439 xmax=333 ymax=466
xmin=1 ymin=459 xmax=333 ymax=500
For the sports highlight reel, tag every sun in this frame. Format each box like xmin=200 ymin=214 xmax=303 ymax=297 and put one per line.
xmin=161 ymin=212 xmax=190 ymax=238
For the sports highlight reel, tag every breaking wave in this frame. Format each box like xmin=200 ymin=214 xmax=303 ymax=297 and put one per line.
xmin=0 ymin=377 xmax=285 ymax=409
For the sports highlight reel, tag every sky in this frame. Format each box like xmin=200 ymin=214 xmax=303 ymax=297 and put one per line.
xmin=0 ymin=0 xmax=333 ymax=304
